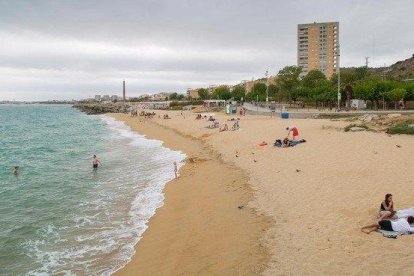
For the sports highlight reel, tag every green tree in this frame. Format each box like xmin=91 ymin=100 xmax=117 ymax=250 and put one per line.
xmin=169 ymin=93 xmax=185 ymax=101
xmin=169 ymin=93 xmax=179 ymax=100
xmin=267 ymin=84 xmax=279 ymax=100
xmin=353 ymin=79 xmax=376 ymax=100
xmin=232 ymin=85 xmax=246 ymax=101
xmin=295 ymin=70 xmax=334 ymax=106
xmin=384 ymin=88 xmax=406 ymax=109
xmin=403 ymin=82 xmax=414 ymax=101
xmin=197 ymin=88 xmax=210 ymax=100
xmin=354 ymin=66 xmax=370 ymax=80
xmin=212 ymin=85 xmax=232 ymax=100
xmin=302 ymin=70 xmax=327 ymax=88
xmin=277 ymin=66 xmax=302 ymax=100
xmin=246 ymin=83 xmax=267 ymax=101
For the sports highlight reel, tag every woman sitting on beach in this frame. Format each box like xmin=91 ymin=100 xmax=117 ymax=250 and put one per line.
xmin=379 ymin=194 xmax=396 ymax=220
xmin=219 ymin=124 xmax=228 ymax=132
xmin=231 ymin=121 xmax=239 ymax=130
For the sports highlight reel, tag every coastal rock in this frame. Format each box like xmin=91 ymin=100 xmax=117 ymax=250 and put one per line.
xmin=358 ymin=114 xmax=379 ymax=122
xmin=73 ymin=103 xmax=129 ymax=115
xmin=350 ymin=127 xmax=366 ymax=132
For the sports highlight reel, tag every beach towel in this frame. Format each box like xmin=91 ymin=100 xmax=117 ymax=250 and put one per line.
xmin=376 ymin=229 xmax=402 ymax=239
xmin=396 ymin=208 xmax=414 ymax=218
xmin=273 ymin=139 xmax=306 ymax=147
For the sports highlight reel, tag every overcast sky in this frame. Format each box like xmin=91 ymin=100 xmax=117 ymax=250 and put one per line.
xmin=0 ymin=0 xmax=413 ymax=100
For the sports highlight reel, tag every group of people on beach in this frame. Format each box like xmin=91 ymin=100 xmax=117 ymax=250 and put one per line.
xmin=361 ymin=194 xmax=414 ymax=235
xmin=274 ymin=126 xmax=306 ymax=148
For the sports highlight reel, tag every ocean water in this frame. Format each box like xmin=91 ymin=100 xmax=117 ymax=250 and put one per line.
xmin=0 ymin=105 xmax=185 ymax=275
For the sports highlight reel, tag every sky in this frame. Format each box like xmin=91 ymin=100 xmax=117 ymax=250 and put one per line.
xmin=0 ymin=0 xmax=413 ymax=101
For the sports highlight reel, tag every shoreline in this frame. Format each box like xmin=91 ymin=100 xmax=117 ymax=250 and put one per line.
xmin=110 ymin=113 xmax=271 ymax=275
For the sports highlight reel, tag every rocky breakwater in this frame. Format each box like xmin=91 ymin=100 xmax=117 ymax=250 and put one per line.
xmin=73 ymin=103 xmax=129 ymax=115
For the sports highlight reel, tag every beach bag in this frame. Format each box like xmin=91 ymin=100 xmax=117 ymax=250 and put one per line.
xmin=274 ymin=139 xmax=282 ymax=147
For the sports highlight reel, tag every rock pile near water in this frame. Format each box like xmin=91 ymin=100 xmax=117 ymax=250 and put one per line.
xmin=73 ymin=103 xmax=129 ymax=115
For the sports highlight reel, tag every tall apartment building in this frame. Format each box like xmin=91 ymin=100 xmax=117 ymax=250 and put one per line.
xmin=297 ymin=22 xmax=339 ymax=78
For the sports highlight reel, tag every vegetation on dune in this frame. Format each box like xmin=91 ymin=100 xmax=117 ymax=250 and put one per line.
xmin=387 ymin=120 xmax=414 ymax=135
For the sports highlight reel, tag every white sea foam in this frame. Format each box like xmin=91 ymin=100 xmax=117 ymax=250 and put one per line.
xmin=100 ymin=115 xmax=186 ymax=274
xmin=25 ymin=115 xmax=185 ymax=275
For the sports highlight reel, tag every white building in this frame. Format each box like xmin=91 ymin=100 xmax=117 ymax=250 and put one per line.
xmin=151 ymin=92 xmax=171 ymax=101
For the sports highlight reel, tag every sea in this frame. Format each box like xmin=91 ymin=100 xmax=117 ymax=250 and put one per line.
xmin=0 ymin=105 xmax=185 ymax=275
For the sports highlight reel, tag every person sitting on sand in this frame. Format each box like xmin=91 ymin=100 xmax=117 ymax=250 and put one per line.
xmin=220 ymin=124 xmax=229 ymax=132
xmin=379 ymin=194 xmax=396 ymax=220
xmin=282 ymin=137 xmax=290 ymax=148
xmin=232 ymin=121 xmax=239 ymax=130
xmin=275 ymin=138 xmax=306 ymax=148
xmin=228 ymin=117 xmax=238 ymax=121
xmin=361 ymin=216 xmax=414 ymax=234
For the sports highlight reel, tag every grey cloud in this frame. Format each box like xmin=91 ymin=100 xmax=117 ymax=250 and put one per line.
xmin=0 ymin=0 xmax=413 ymax=100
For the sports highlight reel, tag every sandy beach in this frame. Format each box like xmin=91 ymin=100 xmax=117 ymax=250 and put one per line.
xmin=112 ymin=111 xmax=414 ymax=275
xmin=111 ymin=113 xmax=270 ymax=275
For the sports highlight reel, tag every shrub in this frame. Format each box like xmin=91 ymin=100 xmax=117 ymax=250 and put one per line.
xmin=387 ymin=120 xmax=414 ymax=135
xmin=344 ymin=124 xmax=369 ymax=132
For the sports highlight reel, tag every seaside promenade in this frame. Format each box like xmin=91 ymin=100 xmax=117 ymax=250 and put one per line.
xmin=112 ymin=110 xmax=414 ymax=275
xmin=243 ymin=102 xmax=414 ymax=118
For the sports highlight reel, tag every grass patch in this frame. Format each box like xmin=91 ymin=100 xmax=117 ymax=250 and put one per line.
xmin=387 ymin=120 xmax=414 ymax=135
xmin=344 ymin=124 xmax=369 ymax=132
xmin=317 ymin=114 xmax=356 ymax=119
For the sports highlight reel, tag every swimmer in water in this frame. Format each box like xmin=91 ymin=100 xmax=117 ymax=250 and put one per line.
xmin=92 ymin=155 xmax=101 ymax=169
xmin=13 ymin=166 xmax=19 ymax=175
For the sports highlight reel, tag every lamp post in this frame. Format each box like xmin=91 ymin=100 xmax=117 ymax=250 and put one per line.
xmin=265 ymin=69 xmax=269 ymax=106
xmin=336 ymin=44 xmax=341 ymax=111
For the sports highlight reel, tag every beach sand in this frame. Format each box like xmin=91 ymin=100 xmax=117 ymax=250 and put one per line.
xmin=112 ymin=111 xmax=414 ymax=275
xmin=111 ymin=113 xmax=270 ymax=275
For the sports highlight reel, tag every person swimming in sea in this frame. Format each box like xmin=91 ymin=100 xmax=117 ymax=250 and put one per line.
xmin=92 ymin=155 xmax=101 ymax=169
xmin=13 ymin=166 xmax=19 ymax=175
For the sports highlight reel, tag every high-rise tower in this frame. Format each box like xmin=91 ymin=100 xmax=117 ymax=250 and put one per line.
xmin=297 ymin=22 xmax=339 ymax=78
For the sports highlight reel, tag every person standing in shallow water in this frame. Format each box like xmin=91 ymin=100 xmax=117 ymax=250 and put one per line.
xmin=92 ymin=155 xmax=101 ymax=169
xmin=173 ymin=161 xmax=178 ymax=178
xmin=12 ymin=166 xmax=19 ymax=176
